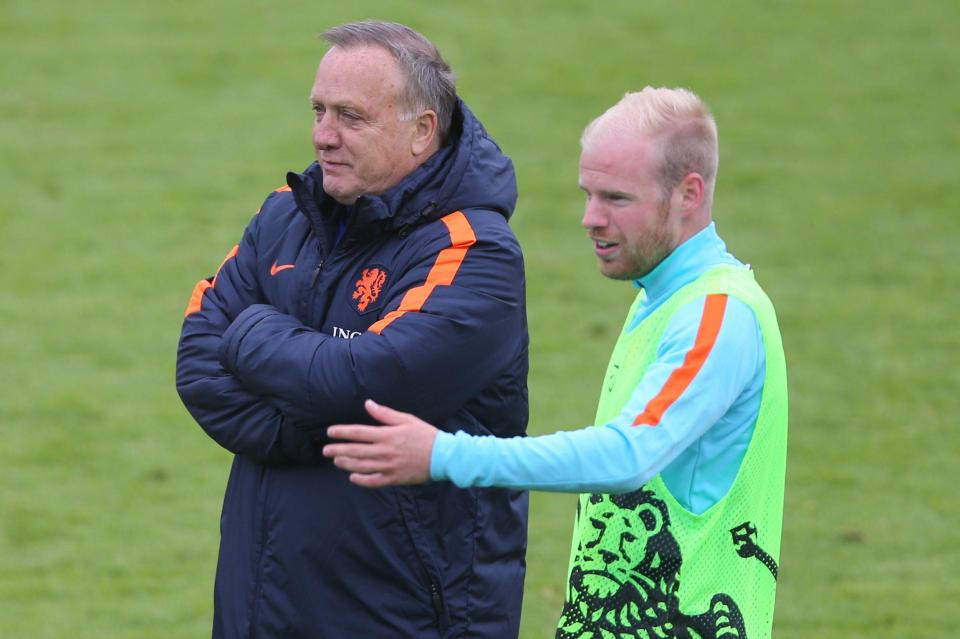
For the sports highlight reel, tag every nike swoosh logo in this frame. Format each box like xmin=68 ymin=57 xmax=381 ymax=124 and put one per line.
xmin=270 ymin=262 xmax=296 ymax=276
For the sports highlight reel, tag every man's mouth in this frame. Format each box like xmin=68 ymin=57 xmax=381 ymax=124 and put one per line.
xmin=593 ymin=239 xmax=619 ymax=256
xmin=320 ymin=158 xmax=351 ymax=170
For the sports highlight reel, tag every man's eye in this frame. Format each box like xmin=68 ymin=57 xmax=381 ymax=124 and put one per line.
xmin=342 ymin=111 xmax=362 ymax=122
xmin=313 ymin=106 xmax=325 ymax=116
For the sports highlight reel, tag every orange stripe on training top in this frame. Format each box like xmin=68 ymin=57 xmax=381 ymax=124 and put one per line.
xmin=368 ymin=211 xmax=476 ymax=335
xmin=632 ymin=294 xmax=729 ymax=427
xmin=184 ymin=244 xmax=240 ymax=317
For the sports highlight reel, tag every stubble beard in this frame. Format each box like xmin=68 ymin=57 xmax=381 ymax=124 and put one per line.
xmin=602 ymin=199 xmax=675 ymax=281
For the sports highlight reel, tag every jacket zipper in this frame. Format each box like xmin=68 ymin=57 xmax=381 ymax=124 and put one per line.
xmin=394 ymin=491 xmax=448 ymax=632
xmin=249 ymin=465 xmax=270 ymax=638
xmin=309 ymin=260 xmax=324 ymax=288
xmin=430 ymin=580 xmax=444 ymax=624
xmin=310 ymin=231 xmax=353 ymax=289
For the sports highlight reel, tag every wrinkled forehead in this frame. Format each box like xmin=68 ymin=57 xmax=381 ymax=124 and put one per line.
xmin=311 ymin=45 xmax=404 ymax=103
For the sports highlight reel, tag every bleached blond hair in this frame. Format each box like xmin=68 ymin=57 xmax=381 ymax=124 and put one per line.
xmin=582 ymin=87 xmax=719 ymax=205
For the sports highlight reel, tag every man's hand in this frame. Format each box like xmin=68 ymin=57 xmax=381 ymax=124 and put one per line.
xmin=324 ymin=399 xmax=438 ymax=488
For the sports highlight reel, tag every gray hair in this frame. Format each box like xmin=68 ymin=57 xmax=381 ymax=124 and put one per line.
xmin=582 ymin=87 xmax=719 ymax=205
xmin=321 ymin=21 xmax=457 ymax=143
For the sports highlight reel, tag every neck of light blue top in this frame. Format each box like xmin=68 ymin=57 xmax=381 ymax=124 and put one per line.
xmin=628 ymin=221 xmax=744 ymax=330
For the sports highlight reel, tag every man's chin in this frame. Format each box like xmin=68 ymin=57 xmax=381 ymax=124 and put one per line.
xmin=597 ymin=262 xmax=635 ymax=281
xmin=322 ymin=180 xmax=360 ymax=205
xmin=596 ymin=257 xmax=654 ymax=282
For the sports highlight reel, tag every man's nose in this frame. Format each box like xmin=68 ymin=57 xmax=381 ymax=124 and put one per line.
xmin=582 ymin=199 xmax=605 ymax=230
xmin=313 ymin=115 xmax=340 ymax=149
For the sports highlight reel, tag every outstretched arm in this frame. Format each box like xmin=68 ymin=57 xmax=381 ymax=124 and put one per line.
xmin=327 ymin=294 xmax=764 ymax=498
xmin=324 ymin=400 xmax=438 ymax=487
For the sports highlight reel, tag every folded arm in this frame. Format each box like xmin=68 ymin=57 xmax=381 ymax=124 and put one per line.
xmin=218 ymin=211 xmax=527 ymax=436
xmin=175 ymin=207 xmax=320 ymax=463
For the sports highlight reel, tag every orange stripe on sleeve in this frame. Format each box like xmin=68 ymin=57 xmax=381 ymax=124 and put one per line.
xmin=184 ymin=244 xmax=240 ymax=317
xmin=368 ymin=211 xmax=476 ymax=335
xmin=632 ymin=294 xmax=729 ymax=427
xmin=185 ymin=280 xmax=213 ymax=317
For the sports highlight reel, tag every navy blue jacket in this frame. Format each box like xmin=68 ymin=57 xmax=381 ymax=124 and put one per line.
xmin=176 ymin=100 xmax=529 ymax=638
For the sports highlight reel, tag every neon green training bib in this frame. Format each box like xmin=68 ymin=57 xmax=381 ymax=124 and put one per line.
xmin=557 ymin=265 xmax=788 ymax=639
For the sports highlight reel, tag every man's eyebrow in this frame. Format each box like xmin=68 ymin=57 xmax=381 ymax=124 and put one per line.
xmin=580 ymin=185 xmax=633 ymax=199
xmin=600 ymin=188 xmax=634 ymax=198
xmin=309 ymin=97 xmax=367 ymax=114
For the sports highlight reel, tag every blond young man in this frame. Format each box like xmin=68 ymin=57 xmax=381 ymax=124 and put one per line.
xmin=325 ymin=87 xmax=789 ymax=638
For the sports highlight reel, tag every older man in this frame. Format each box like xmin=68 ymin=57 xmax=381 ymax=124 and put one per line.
xmin=176 ymin=21 xmax=529 ymax=639
xmin=325 ymin=87 xmax=789 ymax=639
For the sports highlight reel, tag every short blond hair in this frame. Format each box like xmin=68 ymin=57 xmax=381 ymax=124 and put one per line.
xmin=582 ymin=87 xmax=719 ymax=203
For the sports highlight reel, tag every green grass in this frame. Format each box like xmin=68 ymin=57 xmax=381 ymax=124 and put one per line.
xmin=2 ymin=0 xmax=958 ymax=637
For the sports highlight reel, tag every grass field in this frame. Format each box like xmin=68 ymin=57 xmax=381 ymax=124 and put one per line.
xmin=2 ymin=1 xmax=959 ymax=637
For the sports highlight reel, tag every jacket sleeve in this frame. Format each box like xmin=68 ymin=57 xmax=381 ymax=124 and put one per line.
xmin=218 ymin=210 xmax=525 ymax=435
xmin=175 ymin=208 xmax=320 ymax=464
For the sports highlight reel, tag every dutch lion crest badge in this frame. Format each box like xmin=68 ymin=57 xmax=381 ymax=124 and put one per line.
xmin=352 ymin=266 xmax=388 ymax=314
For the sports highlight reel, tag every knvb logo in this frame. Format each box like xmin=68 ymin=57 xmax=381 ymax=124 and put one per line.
xmin=352 ymin=267 xmax=387 ymax=313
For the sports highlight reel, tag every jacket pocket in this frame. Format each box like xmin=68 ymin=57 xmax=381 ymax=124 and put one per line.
xmin=392 ymin=488 xmax=450 ymax=635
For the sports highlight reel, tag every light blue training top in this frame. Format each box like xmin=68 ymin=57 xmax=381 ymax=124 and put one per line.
xmin=430 ymin=222 xmax=765 ymax=514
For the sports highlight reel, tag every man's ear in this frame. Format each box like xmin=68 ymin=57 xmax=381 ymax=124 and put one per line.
xmin=675 ymin=172 xmax=706 ymax=213
xmin=411 ymin=110 xmax=438 ymax=156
